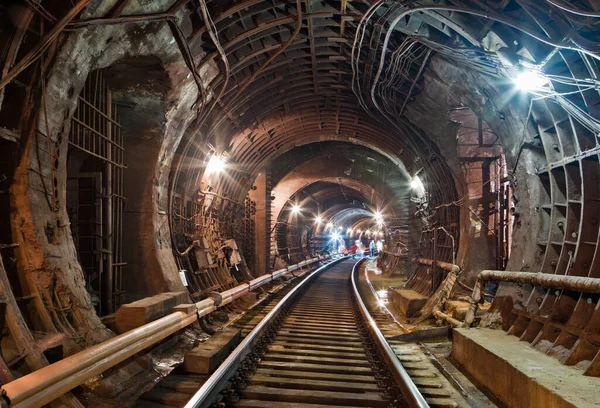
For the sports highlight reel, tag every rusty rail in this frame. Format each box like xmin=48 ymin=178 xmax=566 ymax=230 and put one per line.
xmin=1 ymin=255 xmax=333 ymax=407
xmin=464 ymin=270 xmax=600 ymax=327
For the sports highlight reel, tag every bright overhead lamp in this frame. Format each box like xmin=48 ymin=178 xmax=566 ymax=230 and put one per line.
xmin=410 ymin=176 xmax=424 ymax=190
xmin=332 ymin=232 xmax=340 ymax=240
xmin=292 ymin=204 xmax=301 ymax=214
xmin=513 ymin=70 xmax=549 ymax=92
xmin=315 ymin=216 xmax=322 ymax=224
xmin=206 ymin=154 xmax=225 ymax=174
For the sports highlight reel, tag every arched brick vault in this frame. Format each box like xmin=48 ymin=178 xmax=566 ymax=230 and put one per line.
xmin=2 ymin=0 xmax=600 ymax=383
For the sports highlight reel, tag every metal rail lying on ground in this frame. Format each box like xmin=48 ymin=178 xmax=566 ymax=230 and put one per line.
xmin=464 ymin=270 xmax=600 ymax=327
xmin=351 ymin=258 xmax=429 ymax=408
xmin=1 ymin=255 xmax=333 ymax=408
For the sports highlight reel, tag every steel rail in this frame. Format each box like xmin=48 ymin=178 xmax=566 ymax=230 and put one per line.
xmin=0 ymin=256 xmax=330 ymax=407
xmin=350 ymin=258 xmax=429 ymax=408
xmin=184 ymin=255 xmax=348 ymax=408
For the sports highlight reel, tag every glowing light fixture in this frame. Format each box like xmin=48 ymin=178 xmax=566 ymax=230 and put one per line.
xmin=410 ymin=176 xmax=424 ymax=190
xmin=513 ymin=70 xmax=549 ymax=92
xmin=315 ymin=216 xmax=322 ymax=224
xmin=292 ymin=204 xmax=301 ymax=214
xmin=332 ymin=232 xmax=341 ymax=240
xmin=327 ymin=222 xmax=333 ymax=229
xmin=206 ymin=154 xmax=225 ymax=174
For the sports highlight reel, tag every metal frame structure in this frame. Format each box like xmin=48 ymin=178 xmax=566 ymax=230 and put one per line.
xmin=68 ymin=70 xmax=126 ymax=316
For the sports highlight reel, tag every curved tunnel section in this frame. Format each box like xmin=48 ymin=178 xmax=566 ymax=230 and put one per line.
xmin=1 ymin=0 xmax=600 ymax=401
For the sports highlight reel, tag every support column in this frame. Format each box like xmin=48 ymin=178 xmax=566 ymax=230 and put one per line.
xmin=102 ymin=90 xmax=114 ymax=315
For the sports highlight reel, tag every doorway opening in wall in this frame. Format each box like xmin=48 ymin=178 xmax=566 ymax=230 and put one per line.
xmin=450 ymin=107 xmax=513 ymax=270
xmin=66 ymin=70 xmax=126 ymax=317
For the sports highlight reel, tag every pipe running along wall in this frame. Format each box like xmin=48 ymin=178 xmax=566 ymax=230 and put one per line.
xmin=464 ymin=271 xmax=600 ymax=327
xmin=0 ymin=255 xmax=334 ymax=407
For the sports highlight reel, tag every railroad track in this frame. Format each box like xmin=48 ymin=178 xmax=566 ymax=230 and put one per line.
xmin=136 ymin=262 xmax=328 ymax=408
xmin=185 ymin=258 xmax=428 ymax=408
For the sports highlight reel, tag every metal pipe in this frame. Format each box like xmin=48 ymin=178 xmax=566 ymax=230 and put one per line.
xmin=413 ymin=257 xmax=460 ymax=273
xmin=102 ymin=89 xmax=114 ymax=315
xmin=3 ymin=311 xmax=195 ymax=406
xmin=1 ymin=256 xmax=329 ymax=407
xmin=351 ymin=259 xmax=429 ymax=408
xmin=432 ymin=310 xmax=463 ymax=328
xmin=0 ymin=0 xmax=93 ymax=90
xmin=464 ymin=270 xmax=600 ymax=327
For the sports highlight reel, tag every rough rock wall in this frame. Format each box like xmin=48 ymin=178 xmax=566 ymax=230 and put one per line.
xmin=405 ymin=55 xmax=546 ymax=283
xmin=8 ymin=0 xmax=214 ymax=348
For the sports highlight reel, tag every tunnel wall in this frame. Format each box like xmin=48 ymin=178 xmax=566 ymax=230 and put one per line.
xmin=405 ymin=55 xmax=545 ymax=285
xmin=4 ymin=0 xmax=214 ymax=355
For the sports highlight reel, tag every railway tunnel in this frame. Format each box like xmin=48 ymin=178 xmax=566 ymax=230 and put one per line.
xmin=0 ymin=0 xmax=599 ymax=407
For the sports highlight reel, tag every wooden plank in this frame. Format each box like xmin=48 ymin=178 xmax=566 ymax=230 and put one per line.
xmin=140 ymin=387 xmax=190 ymax=407
xmin=183 ymin=327 xmax=241 ymax=374
xmin=268 ymin=345 xmax=368 ymax=359
xmin=259 ymin=361 xmax=374 ymax=375
xmin=249 ymin=374 xmax=381 ymax=392
xmin=274 ymin=335 xmax=362 ymax=346
xmin=273 ymin=332 xmax=362 ymax=343
xmin=115 ymin=291 xmax=188 ymax=333
xmin=389 ymin=288 xmax=428 ymax=318
xmin=254 ymin=368 xmax=377 ymax=383
xmin=236 ymin=400 xmax=365 ymax=408
xmin=239 ymin=385 xmax=388 ymax=407
xmin=262 ymin=353 xmax=371 ymax=367
xmin=278 ymin=327 xmax=361 ymax=338
xmin=270 ymin=341 xmax=364 ymax=353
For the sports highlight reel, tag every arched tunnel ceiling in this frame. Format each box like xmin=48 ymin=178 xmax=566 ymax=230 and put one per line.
xmin=269 ymin=141 xmax=409 ymax=186
xmin=280 ymin=181 xmax=385 ymax=233
xmin=185 ymin=0 xmax=481 ymax=198
xmin=269 ymin=142 xmax=411 ymax=233
xmin=180 ymin=0 xmax=600 ymax=205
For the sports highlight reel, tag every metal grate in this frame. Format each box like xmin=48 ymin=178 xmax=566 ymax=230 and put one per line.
xmin=68 ymin=70 xmax=126 ymax=316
